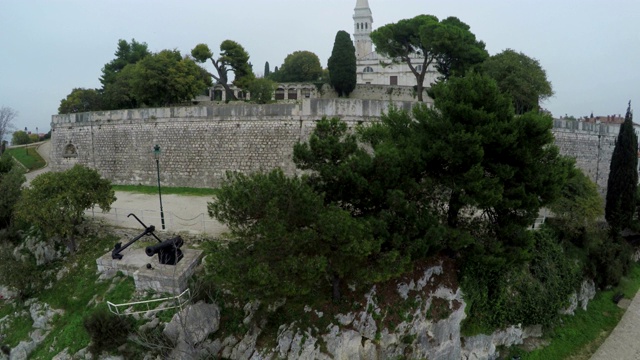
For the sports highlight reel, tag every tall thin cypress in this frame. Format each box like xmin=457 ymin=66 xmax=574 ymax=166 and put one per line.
xmin=605 ymin=102 xmax=638 ymax=232
xmin=328 ymin=30 xmax=357 ymax=97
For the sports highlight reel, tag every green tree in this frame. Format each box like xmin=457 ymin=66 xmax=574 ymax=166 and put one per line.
xmin=0 ymin=106 xmax=17 ymax=151
xmin=0 ymin=156 xmax=25 ymax=229
xmin=207 ymin=169 xmax=380 ymax=303
xmin=370 ymin=15 xmax=484 ymax=101
xmin=15 ymin=165 xmax=116 ymax=252
xmin=247 ymin=78 xmax=275 ymax=104
xmin=605 ymin=102 xmax=638 ymax=233
xmin=264 ymin=61 xmax=270 ymax=77
xmin=328 ymin=30 xmax=357 ymax=97
xmin=100 ymin=38 xmax=150 ymax=87
xmin=431 ymin=17 xmax=488 ymax=81
xmin=548 ymin=162 xmax=603 ymax=239
xmin=129 ymin=50 xmax=212 ymax=107
xmin=191 ymin=41 xmax=255 ymax=101
xmin=418 ymin=73 xmax=567 ymax=258
xmin=11 ymin=130 xmax=30 ymax=145
xmin=58 ymin=88 xmax=103 ymax=114
xmin=481 ymin=49 xmax=553 ymax=114
xmin=272 ymin=51 xmax=322 ymax=82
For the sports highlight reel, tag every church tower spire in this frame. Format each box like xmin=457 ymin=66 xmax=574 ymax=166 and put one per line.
xmin=353 ymin=0 xmax=373 ymax=58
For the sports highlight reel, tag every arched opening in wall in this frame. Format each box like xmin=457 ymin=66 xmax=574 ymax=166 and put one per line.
xmin=275 ymin=88 xmax=285 ymax=100
xmin=63 ymin=143 xmax=78 ymax=158
xmin=363 ymin=66 xmax=374 ymax=73
xmin=237 ymin=90 xmax=246 ymax=100
xmin=213 ymin=89 xmax=223 ymax=101
xmin=357 ymin=23 xmax=360 ymax=30
xmin=288 ymin=88 xmax=297 ymax=100
xmin=302 ymin=88 xmax=312 ymax=98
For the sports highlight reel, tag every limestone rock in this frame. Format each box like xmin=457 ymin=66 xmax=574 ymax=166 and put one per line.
xmin=323 ymin=326 xmax=363 ymax=359
xmin=578 ymin=279 xmax=596 ymax=311
xmin=163 ymin=301 xmax=220 ymax=345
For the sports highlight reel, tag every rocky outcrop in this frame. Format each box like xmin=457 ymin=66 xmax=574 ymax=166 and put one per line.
xmin=4 ymin=300 xmax=64 ymax=360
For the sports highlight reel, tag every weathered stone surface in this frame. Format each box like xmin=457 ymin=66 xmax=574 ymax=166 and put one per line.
xmin=163 ymin=301 xmax=220 ymax=345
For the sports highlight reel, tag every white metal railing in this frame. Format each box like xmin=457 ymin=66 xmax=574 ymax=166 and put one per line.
xmin=107 ymin=288 xmax=191 ymax=316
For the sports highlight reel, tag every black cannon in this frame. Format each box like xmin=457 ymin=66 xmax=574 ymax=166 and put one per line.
xmin=145 ymin=236 xmax=184 ymax=265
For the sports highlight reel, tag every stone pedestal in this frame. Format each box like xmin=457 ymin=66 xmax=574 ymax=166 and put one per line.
xmin=96 ymin=245 xmax=203 ymax=294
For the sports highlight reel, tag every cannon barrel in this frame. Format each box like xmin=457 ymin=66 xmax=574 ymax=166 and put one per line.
xmin=145 ymin=236 xmax=184 ymax=265
xmin=145 ymin=236 xmax=184 ymax=257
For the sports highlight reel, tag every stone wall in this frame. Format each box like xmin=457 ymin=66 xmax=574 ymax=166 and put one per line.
xmin=50 ymin=102 xmax=628 ymax=193
xmin=50 ymin=99 xmax=415 ymax=188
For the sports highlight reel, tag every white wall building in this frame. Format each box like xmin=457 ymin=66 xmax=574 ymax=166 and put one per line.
xmin=353 ymin=0 xmax=439 ymax=87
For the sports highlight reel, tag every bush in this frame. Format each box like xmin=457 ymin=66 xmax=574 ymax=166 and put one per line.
xmin=83 ymin=307 xmax=133 ymax=355
xmin=461 ymin=228 xmax=582 ymax=333
xmin=588 ymin=235 xmax=633 ymax=288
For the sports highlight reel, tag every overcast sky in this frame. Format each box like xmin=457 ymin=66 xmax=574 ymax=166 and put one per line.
xmin=1 ymin=0 xmax=639 ymax=135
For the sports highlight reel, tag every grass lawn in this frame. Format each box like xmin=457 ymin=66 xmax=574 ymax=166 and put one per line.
xmin=4 ymin=146 xmax=46 ymax=171
xmin=113 ymin=184 xmax=218 ymax=196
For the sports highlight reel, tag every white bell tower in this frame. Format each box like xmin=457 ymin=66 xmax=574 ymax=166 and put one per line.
xmin=353 ymin=0 xmax=373 ymax=59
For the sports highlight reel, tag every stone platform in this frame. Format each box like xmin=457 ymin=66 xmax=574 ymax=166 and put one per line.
xmin=96 ymin=244 xmax=203 ymax=294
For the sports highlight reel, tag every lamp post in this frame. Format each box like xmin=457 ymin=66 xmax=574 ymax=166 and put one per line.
xmin=153 ymin=144 xmax=166 ymax=230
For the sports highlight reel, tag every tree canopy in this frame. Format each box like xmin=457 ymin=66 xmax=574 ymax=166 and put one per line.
xmin=370 ymin=14 xmax=486 ymax=101
xmin=481 ymin=49 xmax=553 ymax=114
xmin=270 ymin=51 xmax=323 ymax=83
xmin=129 ymin=50 xmax=212 ymax=107
xmin=100 ymin=38 xmax=150 ymax=88
xmin=58 ymin=88 xmax=103 ymax=114
xmin=15 ymin=165 xmax=116 ymax=252
xmin=0 ymin=156 xmax=24 ymax=229
xmin=191 ymin=40 xmax=255 ymax=101
xmin=328 ymin=30 xmax=357 ymax=97
xmin=605 ymin=102 xmax=638 ymax=233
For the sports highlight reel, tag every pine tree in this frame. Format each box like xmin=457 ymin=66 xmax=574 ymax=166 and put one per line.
xmin=328 ymin=31 xmax=357 ymax=97
xmin=605 ymin=102 xmax=638 ymax=233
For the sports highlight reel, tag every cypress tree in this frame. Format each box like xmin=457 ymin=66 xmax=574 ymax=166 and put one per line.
xmin=264 ymin=61 xmax=270 ymax=77
xmin=605 ymin=102 xmax=638 ymax=233
xmin=328 ymin=30 xmax=357 ymax=97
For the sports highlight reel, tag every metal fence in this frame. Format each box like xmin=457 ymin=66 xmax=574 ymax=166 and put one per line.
xmin=107 ymin=288 xmax=191 ymax=316
xmin=85 ymin=207 xmax=224 ymax=235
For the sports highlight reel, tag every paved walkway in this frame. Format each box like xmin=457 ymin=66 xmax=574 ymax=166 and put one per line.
xmin=590 ymin=292 xmax=640 ymax=359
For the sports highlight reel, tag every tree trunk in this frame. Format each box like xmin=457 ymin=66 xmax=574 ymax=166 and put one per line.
xmin=332 ymin=273 xmax=341 ymax=303
xmin=447 ymin=190 xmax=462 ymax=228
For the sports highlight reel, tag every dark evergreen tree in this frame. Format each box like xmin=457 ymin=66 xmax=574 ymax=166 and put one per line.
xmin=605 ymin=102 xmax=638 ymax=233
xmin=264 ymin=61 xmax=270 ymax=77
xmin=328 ymin=30 xmax=357 ymax=97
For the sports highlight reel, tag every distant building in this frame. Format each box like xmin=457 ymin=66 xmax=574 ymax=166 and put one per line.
xmin=352 ymin=0 xmax=439 ymax=87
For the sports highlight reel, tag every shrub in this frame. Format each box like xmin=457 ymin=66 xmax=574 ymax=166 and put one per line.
xmin=461 ymin=228 xmax=582 ymax=333
xmin=83 ymin=307 xmax=133 ymax=355
xmin=588 ymin=235 xmax=633 ymax=288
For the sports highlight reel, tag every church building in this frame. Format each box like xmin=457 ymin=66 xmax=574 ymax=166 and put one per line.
xmin=353 ymin=0 xmax=439 ymax=87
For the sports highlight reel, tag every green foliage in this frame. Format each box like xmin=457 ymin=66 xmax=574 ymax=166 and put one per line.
xmin=247 ymin=78 xmax=276 ymax=104
xmin=130 ymin=49 xmax=212 ymax=107
xmin=0 ymin=247 xmax=48 ymax=300
xmin=15 ymin=165 xmax=116 ymax=252
xmin=11 ymin=130 xmax=31 ymax=145
xmin=112 ymin=184 xmax=218 ymax=196
xmin=605 ymin=102 xmax=638 ymax=233
xmin=328 ymin=31 xmax=357 ymax=97
xmin=270 ymin=51 xmax=322 ymax=83
xmin=83 ymin=306 xmax=134 ymax=355
xmin=548 ymin=162 xmax=603 ymax=239
xmin=100 ymin=38 xmax=150 ymax=87
xmin=191 ymin=40 xmax=255 ymax=101
xmin=264 ymin=61 xmax=270 ymax=77
xmin=481 ymin=49 xmax=554 ymax=114
xmin=58 ymin=88 xmax=102 ymax=114
xmin=370 ymin=14 xmax=485 ymax=101
xmin=588 ymin=234 xmax=632 ymax=288
xmin=0 ymin=156 xmax=24 ymax=228
xmin=461 ymin=228 xmax=582 ymax=333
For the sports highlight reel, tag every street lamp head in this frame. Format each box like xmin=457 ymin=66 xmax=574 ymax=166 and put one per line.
xmin=153 ymin=144 xmax=161 ymax=160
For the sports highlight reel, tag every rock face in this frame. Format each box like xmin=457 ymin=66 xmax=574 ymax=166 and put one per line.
xmin=560 ymin=279 xmax=596 ymax=315
xmin=4 ymin=300 xmax=64 ymax=360
xmin=163 ymin=301 xmax=220 ymax=360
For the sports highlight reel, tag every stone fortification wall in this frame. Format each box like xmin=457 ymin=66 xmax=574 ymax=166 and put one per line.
xmin=551 ymin=119 xmax=622 ymax=195
xmin=50 ymin=99 xmax=414 ymax=188
xmin=51 ymin=102 xmax=626 ymax=193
